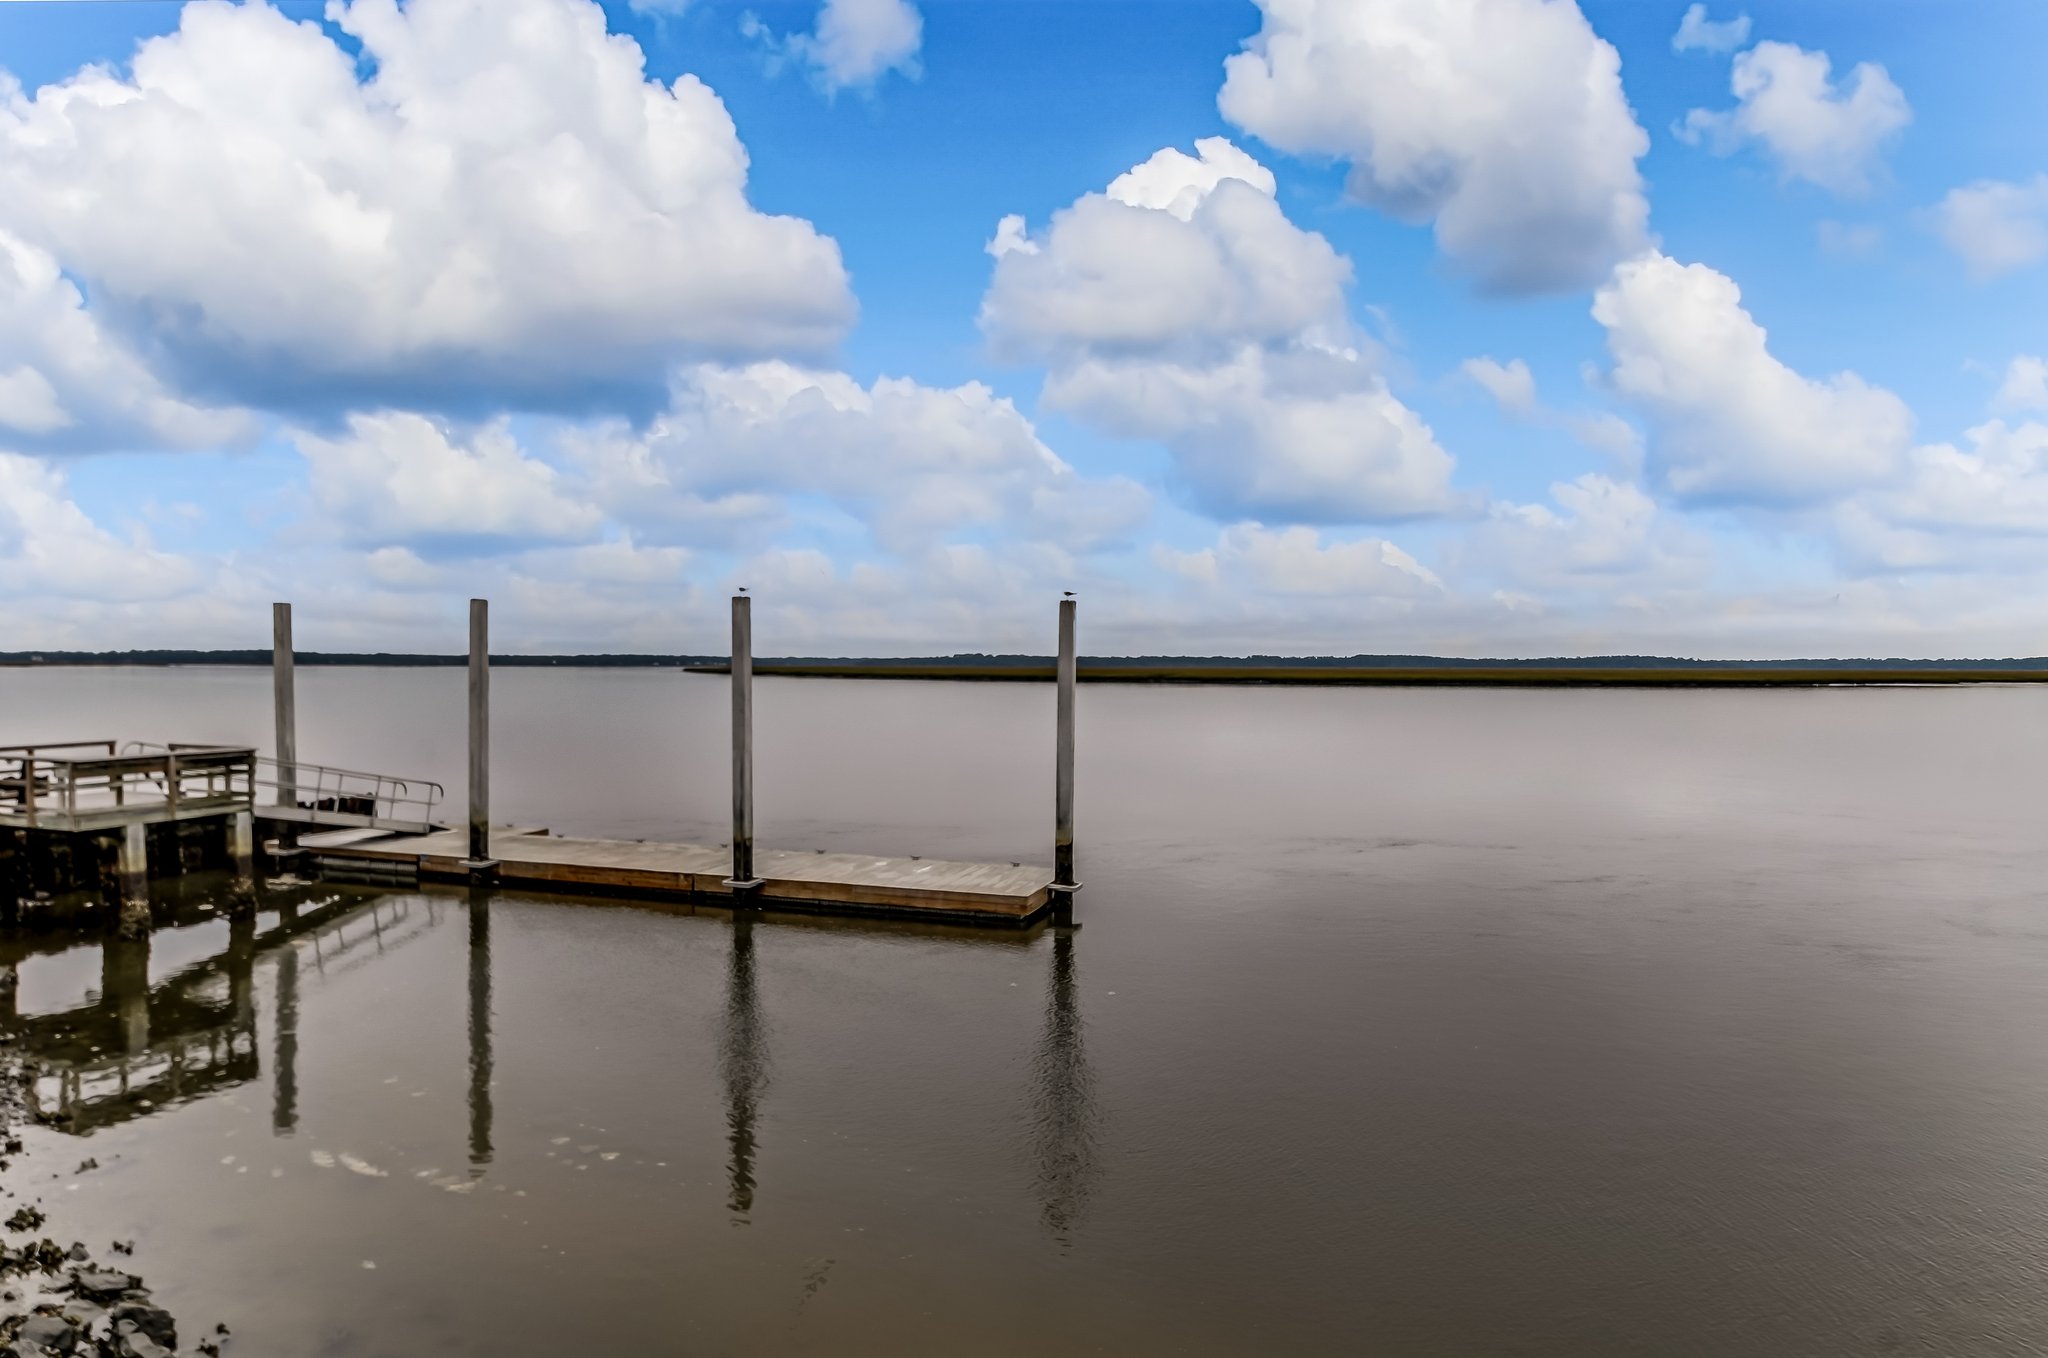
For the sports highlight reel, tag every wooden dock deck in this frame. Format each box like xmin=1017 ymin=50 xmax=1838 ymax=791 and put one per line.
xmin=317 ymin=828 xmax=1058 ymax=923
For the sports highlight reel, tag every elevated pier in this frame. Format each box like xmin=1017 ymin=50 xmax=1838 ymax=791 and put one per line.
xmin=0 ymin=740 xmax=448 ymax=928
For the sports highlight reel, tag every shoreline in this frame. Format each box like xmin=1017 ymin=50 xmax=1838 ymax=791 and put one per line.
xmin=0 ymin=1046 xmax=220 ymax=1357
xmin=10 ymin=659 xmax=2048 ymax=687
xmin=678 ymin=663 xmax=2048 ymax=687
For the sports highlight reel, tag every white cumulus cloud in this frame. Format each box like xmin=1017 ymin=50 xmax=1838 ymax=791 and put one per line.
xmin=1929 ymin=176 xmax=2048 ymax=281
xmin=1995 ymin=356 xmax=2048 ymax=414
xmin=0 ymin=0 xmax=854 ymax=416
xmin=1157 ymin=523 xmax=1442 ymax=597
xmin=0 ymin=453 xmax=201 ymax=601
xmin=1462 ymin=474 xmax=1708 ymax=590
xmin=294 ymin=412 xmax=604 ymax=549
xmin=1047 ymin=346 xmax=1457 ymax=525
xmin=985 ymin=141 xmax=1455 ymax=525
xmin=755 ymin=0 xmax=923 ymax=93
xmin=1680 ymin=41 xmax=1910 ymax=196
xmin=1217 ymin=0 xmax=1650 ymax=294
xmin=1594 ymin=252 xmax=1913 ymax=504
xmin=1461 ymin=357 xmax=1538 ymax=416
xmin=981 ymin=138 xmax=1351 ymax=363
xmin=571 ymin=362 xmax=1150 ymax=554
xmin=0 ymin=230 xmax=249 ymax=453
xmin=1835 ymin=420 xmax=2048 ymax=573
xmin=1672 ymin=4 xmax=1751 ymax=55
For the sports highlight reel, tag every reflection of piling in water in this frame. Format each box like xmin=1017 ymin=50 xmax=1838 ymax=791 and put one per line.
xmin=1052 ymin=597 xmax=1079 ymax=913
xmin=102 ymin=933 xmax=150 ymax=1056
xmin=719 ymin=911 xmax=767 ymax=1223
xmin=227 ymin=915 xmax=255 ymax=1027
xmin=1029 ymin=927 xmax=1098 ymax=1246
xmin=272 ymin=935 xmax=298 ymax=1135
xmin=467 ymin=896 xmax=494 ymax=1173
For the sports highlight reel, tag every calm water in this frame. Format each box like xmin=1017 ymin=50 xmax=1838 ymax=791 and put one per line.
xmin=5 ymin=668 xmax=2048 ymax=1355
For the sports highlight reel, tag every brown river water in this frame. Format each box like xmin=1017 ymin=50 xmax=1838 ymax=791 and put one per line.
xmin=2 ymin=667 xmax=2048 ymax=1355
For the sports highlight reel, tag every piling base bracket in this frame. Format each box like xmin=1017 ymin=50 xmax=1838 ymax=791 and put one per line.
xmin=460 ymin=859 xmax=500 ymax=882
xmin=723 ymin=878 xmax=765 ymax=894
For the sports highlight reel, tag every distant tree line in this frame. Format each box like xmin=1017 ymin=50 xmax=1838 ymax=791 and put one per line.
xmin=7 ymin=650 xmax=2048 ymax=670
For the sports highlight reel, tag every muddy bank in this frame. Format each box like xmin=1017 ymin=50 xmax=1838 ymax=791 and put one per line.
xmin=0 ymin=1019 xmax=227 ymax=1356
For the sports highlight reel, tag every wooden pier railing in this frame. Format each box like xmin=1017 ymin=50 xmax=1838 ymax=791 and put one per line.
xmin=0 ymin=742 xmax=256 ymax=833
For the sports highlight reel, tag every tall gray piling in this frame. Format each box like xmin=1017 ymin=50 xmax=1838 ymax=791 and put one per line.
xmin=728 ymin=594 xmax=760 ymax=890
xmin=466 ymin=599 xmax=494 ymax=871
xmin=1053 ymin=597 xmax=1079 ymax=897
xmin=272 ymin=602 xmax=297 ymax=814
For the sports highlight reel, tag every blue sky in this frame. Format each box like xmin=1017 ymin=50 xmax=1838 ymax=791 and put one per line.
xmin=0 ymin=0 xmax=2045 ymax=656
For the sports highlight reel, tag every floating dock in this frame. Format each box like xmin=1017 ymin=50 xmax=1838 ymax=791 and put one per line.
xmin=313 ymin=827 xmax=1058 ymax=923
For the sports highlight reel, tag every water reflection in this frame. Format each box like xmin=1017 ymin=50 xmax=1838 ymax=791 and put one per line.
xmin=467 ymin=896 xmax=493 ymax=1173
xmin=0 ymin=890 xmax=426 ymax=1135
xmin=719 ymin=910 xmax=768 ymax=1225
xmin=227 ymin=915 xmax=255 ymax=1031
xmin=103 ymin=934 xmax=151 ymax=1057
xmin=273 ymin=922 xmax=298 ymax=1136
xmin=4 ymin=885 xmax=1104 ymax=1253
xmin=1029 ymin=925 xmax=1098 ymax=1246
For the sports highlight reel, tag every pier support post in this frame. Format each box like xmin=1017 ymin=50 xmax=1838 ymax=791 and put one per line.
xmin=115 ymin=823 xmax=149 ymax=938
xmin=726 ymin=594 xmax=761 ymax=893
xmin=464 ymin=598 xmax=497 ymax=876
xmin=1052 ymin=597 xmax=1080 ymax=907
xmin=227 ymin=809 xmax=257 ymax=916
xmin=272 ymin=602 xmax=299 ymax=854
xmin=0 ymin=830 xmax=25 ymax=924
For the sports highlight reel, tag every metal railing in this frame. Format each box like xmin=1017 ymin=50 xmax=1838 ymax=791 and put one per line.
xmin=0 ymin=741 xmax=257 ymax=832
xmin=252 ymin=755 xmax=444 ymax=831
xmin=1 ymin=741 xmax=442 ymax=834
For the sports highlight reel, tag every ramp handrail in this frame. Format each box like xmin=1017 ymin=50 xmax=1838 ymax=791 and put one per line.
xmin=119 ymin=742 xmax=444 ymax=829
xmin=251 ymin=755 xmax=444 ymax=828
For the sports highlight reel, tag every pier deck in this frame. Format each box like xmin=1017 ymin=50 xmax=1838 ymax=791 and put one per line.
xmin=319 ymin=828 xmax=1057 ymax=922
